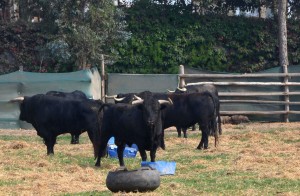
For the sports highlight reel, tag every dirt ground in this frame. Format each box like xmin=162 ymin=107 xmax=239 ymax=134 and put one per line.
xmin=0 ymin=122 xmax=299 ymax=195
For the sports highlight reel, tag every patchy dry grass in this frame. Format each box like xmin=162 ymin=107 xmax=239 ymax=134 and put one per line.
xmin=0 ymin=122 xmax=299 ymax=195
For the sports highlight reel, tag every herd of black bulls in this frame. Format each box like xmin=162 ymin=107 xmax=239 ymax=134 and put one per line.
xmin=10 ymin=84 xmax=221 ymax=168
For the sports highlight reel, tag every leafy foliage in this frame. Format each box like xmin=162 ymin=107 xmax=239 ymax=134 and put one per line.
xmin=1 ymin=0 xmax=300 ymax=74
xmin=0 ymin=0 xmax=130 ymax=73
xmin=109 ymin=0 xmax=300 ymax=73
xmin=0 ymin=21 xmax=54 ymax=73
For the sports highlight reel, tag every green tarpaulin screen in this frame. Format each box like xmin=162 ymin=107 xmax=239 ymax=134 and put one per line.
xmin=0 ymin=68 xmax=101 ymax=129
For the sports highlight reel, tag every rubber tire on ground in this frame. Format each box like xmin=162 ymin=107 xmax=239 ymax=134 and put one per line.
xmin=106 ymin=166 xmax=160 ymax=193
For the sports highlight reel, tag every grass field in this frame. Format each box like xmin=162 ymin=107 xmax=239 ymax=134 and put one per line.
xmin=0 ymin=122 xmax=299 ymax=195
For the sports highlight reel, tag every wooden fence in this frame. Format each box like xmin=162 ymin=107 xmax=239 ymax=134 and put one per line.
xmin=178 ymin=65 xmax=300 ymax=122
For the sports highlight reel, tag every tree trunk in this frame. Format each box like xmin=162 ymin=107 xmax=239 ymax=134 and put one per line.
xmin=278 ymin=0 xmax=289 ymax=122
xmin=278 ymin=0 xmax=289 ymax=70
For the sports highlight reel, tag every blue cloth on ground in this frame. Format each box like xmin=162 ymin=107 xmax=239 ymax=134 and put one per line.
xmin=141 ymin=161 xmax=176 ymax=175
xmin=107 ymin=137 xmax=138 ymax=158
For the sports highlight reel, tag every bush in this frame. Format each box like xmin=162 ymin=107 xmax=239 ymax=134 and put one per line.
xmin=110 ymin=2 xmax=299 ymax=73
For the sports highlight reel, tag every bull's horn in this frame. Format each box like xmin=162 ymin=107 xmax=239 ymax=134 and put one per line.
xmin=132 ymin=99 xmax=144 ymax=105
xmin=177 ymin=87 xmax=187 ymax=92
xmin=114 ymin=97 xmax=126 ymax=102
xmin=134 ymin=95 xmax=143 ymax=101
xmin=10 ymin=97 xmax=24 ymax=102
xmin=105 ymin=95 xmax=117 ymax=99
xmin=167 ymin=89 xmax=175 ymax=93
xmin=158 ymin=98 xmax=173 ymax=105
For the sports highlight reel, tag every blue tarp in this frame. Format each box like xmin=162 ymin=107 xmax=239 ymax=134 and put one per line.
xmin=141 ymin=161 xmax=176 ymax=175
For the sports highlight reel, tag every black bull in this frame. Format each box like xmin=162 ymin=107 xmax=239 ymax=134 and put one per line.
xmin=11 ymin=94 xmax=102 ymax=156
xmin=45 ymin=90 xmax=89 ymax=144
xmin=114 ymin=91 xmax=218 ymax=150
xmin=94 ymin=91 xmax=171 ymax=167
xmin=173 ymin=84 xmax=222 ymax=138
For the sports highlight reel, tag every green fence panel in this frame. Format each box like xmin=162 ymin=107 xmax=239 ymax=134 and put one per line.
xmin=107 ymin=73 xmax=178 ymax=95
xmin=0 ymin=68 xmax=101 ymax=129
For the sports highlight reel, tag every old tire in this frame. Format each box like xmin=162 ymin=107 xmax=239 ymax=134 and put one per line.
xmin=106 ymin=166 xmax=160 ymax=193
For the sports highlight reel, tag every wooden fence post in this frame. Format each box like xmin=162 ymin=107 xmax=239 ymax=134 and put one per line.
xmin=101 ymin=54 xmax=106 ymax=102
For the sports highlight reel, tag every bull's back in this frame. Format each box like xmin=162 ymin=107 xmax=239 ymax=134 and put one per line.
xmin=23 ymin=96 xmax=96 ymax=133
xmin=162 ymin=93 xmax=215 ymax=128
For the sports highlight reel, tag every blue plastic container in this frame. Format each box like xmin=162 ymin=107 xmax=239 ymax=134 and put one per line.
xmin=107 ymin=137 xmax=138 ymax=158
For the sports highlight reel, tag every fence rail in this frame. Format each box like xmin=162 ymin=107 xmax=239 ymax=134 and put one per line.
xmin=179 ymin=73 xmax=300 ymax=78
xmin=178 ymin=65 xmax=300 ymax=122
xmin=186 ymin=81 xmax=300 ymax=86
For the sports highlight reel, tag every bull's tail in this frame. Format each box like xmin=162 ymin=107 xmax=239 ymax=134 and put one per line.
xmin=206 ymin=91 xmax=219 ymax=148
xmin=97 ymin=103 xmax=110 ymax=115
xmin=217 ymin=102 xmax=222 ymax=135
xmin=93 ymin=103 xmax=110 ymax=159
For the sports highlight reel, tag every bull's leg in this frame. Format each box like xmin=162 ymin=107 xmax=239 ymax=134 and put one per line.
xmin=70 ymin=134 xmax=75 ymax=144
xmin=150 ymin=147 xmax=157 ymax=162
xmin=176 ymin=126 xmax=182 ymax=137
xmin=160 ymin=131 xmax=166 ymax=150
xmin=183 ymin=127 xmax=188 ymax=138
xmin=44 ymin=135 xmax=57 ymax=155
xmin=70 ymin=134 xmax=80 ymax=144
xmin=203 ymin=131 xmax=209 ymax=149
xmin=139 ymin=148 xmax=147 ymax=161
xmin=86 ymin=129 xmax=94 ymax=145
xmin=191 ymin=124 xmax=196 ymax=131
xmin=197 ymin=124 xmax=209 ymax=150
xmin=197 ymin=133 xmax=204 ymax=150
xmin=117 ymin=143 xmax=126 ymax=167
xmin=95 ymin=135 xmax=110 ymax=167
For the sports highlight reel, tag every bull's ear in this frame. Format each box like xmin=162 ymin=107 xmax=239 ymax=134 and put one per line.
xmin=137 ymin=104 xmax=143 ymax=110
xmin=160 ymin=104 xmax=168 ymax=110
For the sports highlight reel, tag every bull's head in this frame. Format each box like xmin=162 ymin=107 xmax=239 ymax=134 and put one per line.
xmin=132 ymin=93 xmax=172 ymax=129
xmin=10 ymin=96 xmax=27 ymax=121
xmin=112 ymin=93 xmax=135 ymax=104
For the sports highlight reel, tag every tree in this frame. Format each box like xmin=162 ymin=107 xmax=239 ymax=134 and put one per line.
xmin=278 ymin=0 xmax=289 ymax=69
xmin=14 ymin=0 xmax=130 ymax=71
xmin=278 ymin=0 xmax=289 ymax=122
xmin=40 ymin=0 xmax=131 ymax=70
